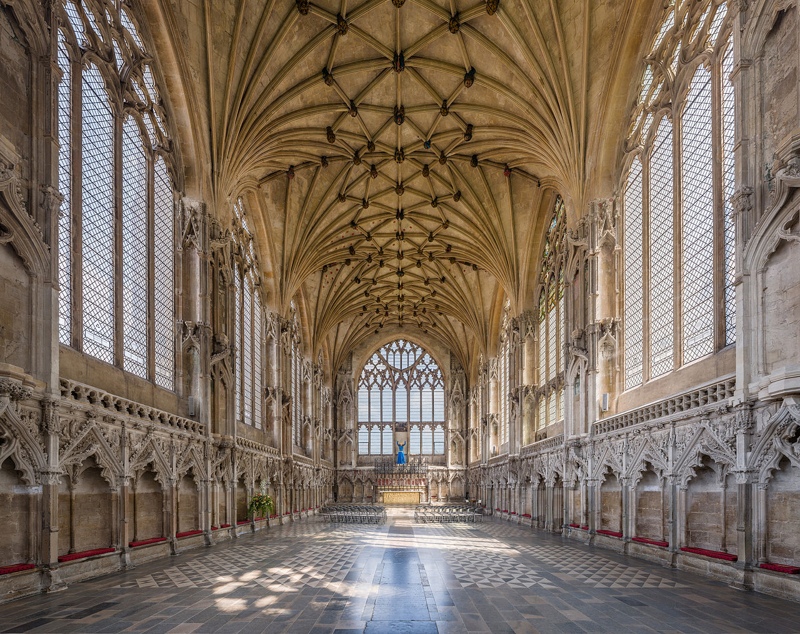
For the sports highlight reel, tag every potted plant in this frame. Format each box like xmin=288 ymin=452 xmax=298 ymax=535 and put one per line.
xmin=248 ymin=492 xmax=275 ymax=521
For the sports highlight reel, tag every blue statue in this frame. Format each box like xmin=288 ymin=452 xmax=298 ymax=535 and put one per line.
xmin=396 ymin=441 xmax=406 ymax=465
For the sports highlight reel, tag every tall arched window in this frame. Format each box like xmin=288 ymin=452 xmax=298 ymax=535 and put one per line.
xmin=357 ymin=340 xmax=445 ymax=456
xmin=57 ymin=0 xmax=176 ymax=389
xmin=623 ymin=0 xmax=735 ymax=390
xmin=232 ymin=199 xmax=263 ymax=428
xmin=536 ymin=196 xmax=566 ymax=430
xmin=496 ymin=300 xmax=512 ymax=448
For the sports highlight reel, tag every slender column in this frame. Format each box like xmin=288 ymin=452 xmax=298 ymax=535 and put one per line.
xmin=621 ymin=478 xmax=631 ymax=540
xmin=720 ymin=482 xmax=728 ymax=552
xmin=68 ymin=480 xmax=77 ymax=554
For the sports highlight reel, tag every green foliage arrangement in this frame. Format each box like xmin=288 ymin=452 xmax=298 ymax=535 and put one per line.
xmin=247 ymin=492 xmax=275 ymax=519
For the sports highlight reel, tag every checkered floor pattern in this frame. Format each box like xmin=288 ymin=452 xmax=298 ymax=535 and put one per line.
xmin=441 ymin=552 xmax=559 ymax=589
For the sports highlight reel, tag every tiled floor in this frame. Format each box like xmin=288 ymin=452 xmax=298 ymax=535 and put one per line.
xmin=1 ymin=510 xmax=798 ymax=633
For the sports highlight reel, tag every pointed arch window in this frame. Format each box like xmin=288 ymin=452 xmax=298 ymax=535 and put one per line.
xmin=535 ymin=196 xmax=566 ymax=430
xmin=56 ymin=0 xmax=176 ymax=389
xmin=357 ymin=340 xmax=445 ymax=455
xmin=232 ymin=198 xmax=263 ymax=428
xmin=622 ymin=0 xmax=735 ymax=389
xmin=496 ymin=300 xmax=512 ymax=448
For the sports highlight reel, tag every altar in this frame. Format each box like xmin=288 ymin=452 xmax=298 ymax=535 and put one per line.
xmin=382 ymin=490 xmax=422 ymax=505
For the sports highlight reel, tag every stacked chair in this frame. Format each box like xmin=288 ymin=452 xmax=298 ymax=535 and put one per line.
xmin=321 ymin=504 xmax=387 ymax=524
xmin=414 ymin=504 xmax=484 ymax=523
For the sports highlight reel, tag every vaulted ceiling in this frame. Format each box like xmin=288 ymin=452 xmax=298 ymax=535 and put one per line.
xmin=151 ymin=0 xmax=648 ymax=374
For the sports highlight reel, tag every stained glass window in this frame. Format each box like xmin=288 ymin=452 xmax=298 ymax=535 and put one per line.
xmin=623 ymin=0 xmax=734 ymax=388
xmin=56 ymin=0 xmax=176 ymax=387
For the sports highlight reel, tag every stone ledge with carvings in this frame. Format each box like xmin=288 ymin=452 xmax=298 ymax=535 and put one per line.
xmin=520 ymin=434 xmax=565 ymax=457
xmin=592 ymin=375 xmax=736 ymax=437
xmin=0 ymin=364 xmax=43 ymax=402
xmin=234 ymin=436 xmax=281 ymax=458
xmin=59 ymin=378 xmax=204 ymax=436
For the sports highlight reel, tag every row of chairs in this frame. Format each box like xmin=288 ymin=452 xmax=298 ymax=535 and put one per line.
xmin=321 ymin=504 xmax=387 ymax=524
xmin=414 ymin=505 xmax=484 ymax=523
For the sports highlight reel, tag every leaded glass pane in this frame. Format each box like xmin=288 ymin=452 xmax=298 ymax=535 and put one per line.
xmin=370 ymin=387 xmax=380 ymax=421
xmin=243 ymin=280 xmax=253 ymax=424
xmin=395 ymin=384 xmax=407 ymax=422
xmin=547 ymin=306 xmax=556 ymax=380
xmin=624 ymin=159 xmax=644 ymax=388
xmin=370 ymin=426 xmax=380 ymax=455
xmin=421 ymin=427 xmax=433 ymax=454
xmin=254 ymin=291 xmax=262 ymax=429
xmin=649 ymin=117 xmax=675 ymax=378
xmin=358 ymin=425 xmax=369 ymax=455
xmin=234 ymin=265 xmax=242 ymax=423
xmin=722 ymin=43 xmax=736 ymax=345
xmin=681 ymin=67 xmax=715 ymax=363
xmin=358 ymin=389 xmax=369 ymax=422
xmin=382 ymin=387 xmax=392 ymax=422
xmin=409 ymin=389 xmax=420 ymax=422
xmin=410 ymin=425 xmax=421 ymax=454
xmin=382 ymin=426 xmax=392 ymax=455
xmin=421 ymin=389 xmax=433 ymax=420
xmin=433 ymin=388 xmax=444 ymax=422
xmin=122 ymin=117 xmax=148 ymax=378
xmin=153 ymin=158 xmax=175 ymax=389
xmin=433 ymin=425 xmax=444 ymax=455
xmin=57 ymin=34 xmax=71 ymax=346
xmin=81 ymin=65 xmax=115 ymax=364
xmin=538 ymin=307 xmax=546 ymax=384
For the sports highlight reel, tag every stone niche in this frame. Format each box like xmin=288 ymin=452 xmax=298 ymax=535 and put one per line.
xmin=0 ymin=458 xmax=31 ymax=565
xmin=0 ymin=242 xmax=29 ymax=370
xmin=763 ymin=223 xmax=800 ymax=377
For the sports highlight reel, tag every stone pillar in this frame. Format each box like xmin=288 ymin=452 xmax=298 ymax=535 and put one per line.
xmin=68 ymin=480 xmax=77 ymax=554
xmin=166 ymin=478 xmax=177 ymax=554
xmin=118 ymin=475 xmax=133 ymax=566
xmin=621 ymin=477 xmax=631 ymax=540
xmin=587 ymin=478 xmax=599 ymax=534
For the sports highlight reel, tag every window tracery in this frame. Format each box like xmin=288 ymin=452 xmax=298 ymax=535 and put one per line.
xmin=56 ymin=0 xmax=176 ymax=389
xmin=357 ymin=340 xmax=445 ymax=456
xmin=536 ymin=196 xmax=566 ymax=430
xmin=623 ymin=0 xmax=735 ymax=390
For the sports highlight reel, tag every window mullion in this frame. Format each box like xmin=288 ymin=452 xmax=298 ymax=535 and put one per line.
xmin=642 ymin=151 xmax=651 ymax=382
xmin=71 ymin=55 xmax=83 ymax=350
xmin=147 ymin=150 xmax=155 ymax=381
xmin=672 ymin=109 xmax=683 ymax=371
xmin=711 ymin=56 xmax=726 ymax=351
xmin=113 ymin=109 xmax=124 ymax=367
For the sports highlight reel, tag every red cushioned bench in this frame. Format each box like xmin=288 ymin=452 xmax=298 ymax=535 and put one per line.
xmin=176 ymin=529 xmax=203 ymax=538
xmin=0 ymin=563 xmax=35 ymax=575
xmin=237 ymin=519 xmax=250 ymax=525
xmin=220 ymin=523 xmax=231 ymax=528
xmin=760 ymin=563 xmax=800 ymax=574
xmin=129 ymin=537 xmax=167 ymax=548
xmin=680 ymin=547 xmax=737 ymax=561
xmin=632 ymin=536 xmax=669 ymax=548
xmin=596 ymin=529 xmax=623 ymax=538
xmin=58 ymin=547 xmax=115 ymax=562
